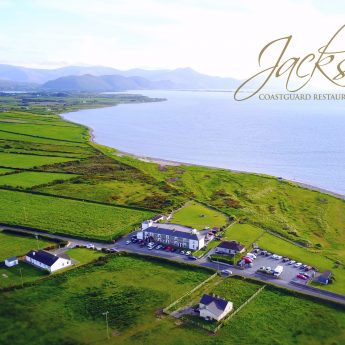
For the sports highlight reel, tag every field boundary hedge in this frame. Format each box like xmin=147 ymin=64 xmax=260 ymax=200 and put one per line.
xmin=0 ymin=187 xmax=158 ymax=213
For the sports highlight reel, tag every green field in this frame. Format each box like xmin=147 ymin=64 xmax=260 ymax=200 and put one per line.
xmin=0 ymin=189 xmax=154 ymax=240
xmin=0 ymin=168 xmax=14 ymax=175
xmin=0 ymin=121 xmax=86 ymax=142
xmin=65 ymin=248 xmax=106 ymax=265
xmin=0 ymin=261 xmax=47 ymax=289
xmin=1 ymin=256 xmax=345 ymax=345
xmin=0 ymin=152 xmax=76 ymax=169
xmin=0 ymin=255 xmax=211 ymax=345
xmin=0 ymin=171 xmax=78 ymax=188
xmin=169 ymin=201 xmax=228 ymax=229
xmin=0 ymin=230 xmax=55 ymax=261
xmin=225 ymin=223 xmax=264 ymax=248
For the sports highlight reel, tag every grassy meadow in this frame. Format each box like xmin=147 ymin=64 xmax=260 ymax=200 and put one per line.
xmin=0 ymin=189 xmax=154 ymax=240
xmin=1 ymin=255 xmax=344 ymax=345
xmin=0 ymin=230 xmax=55 ymax=261
xmin=169 ymin=201 xmax=228 ymax=229
xmin=0 ymin=171 xmax=78 ymax=188
xmin=0 ymin=261 xmax=47 ymax=289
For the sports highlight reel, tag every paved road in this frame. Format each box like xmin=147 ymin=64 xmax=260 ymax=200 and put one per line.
xmin=2 ymin=225 xmax=345 ymax=306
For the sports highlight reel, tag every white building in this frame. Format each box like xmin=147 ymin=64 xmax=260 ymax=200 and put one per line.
xmin=25 ymin=250 xmax=72 ymax=273
xmin=5 ymin=256 xmax=18 ymax=267
xmin=216 ymin=241 xmax=245 ymax=255
xmin=199 ymin=294 xmax=233 ymax=321
xmin=137 ymin=222 xmax=206 ymax=250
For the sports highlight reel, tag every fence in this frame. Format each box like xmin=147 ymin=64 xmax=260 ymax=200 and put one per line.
xmin=163 ymin=272 xmax=218 ymax=314
xmin=212 ymin=284 xmax=266 ymax=333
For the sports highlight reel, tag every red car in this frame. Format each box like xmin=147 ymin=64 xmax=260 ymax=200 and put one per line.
xmin=243 ymin=257 xmax=253 ymax=263
xmin=297 ymin=273 xmax=308 ymax=280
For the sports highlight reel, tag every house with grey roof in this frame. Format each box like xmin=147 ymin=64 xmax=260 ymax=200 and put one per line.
xmin=199 ymin=294 xmax=233 ymax=321
xmin=138 ymin=221 xmax=206 ymax=250
xmin=25 ymin=250 xmax=72 ymax=273
xmin=5 ymin=256 xmax=18 ymax=267
xmin=216 ymin=240 xmax=245 ymax=255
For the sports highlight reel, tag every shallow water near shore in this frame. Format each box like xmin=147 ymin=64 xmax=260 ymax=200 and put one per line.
xmin=63 ymin=90 xmax=345 ymax=196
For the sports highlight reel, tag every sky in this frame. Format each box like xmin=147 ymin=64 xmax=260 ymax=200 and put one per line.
xmin=0 ymin=0 xmax=345 ymax=81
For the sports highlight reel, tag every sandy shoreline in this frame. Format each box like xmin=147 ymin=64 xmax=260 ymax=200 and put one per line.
xmin=61 ymin=113 xmax=345 ymax=201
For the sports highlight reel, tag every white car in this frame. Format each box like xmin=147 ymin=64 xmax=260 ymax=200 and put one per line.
xmin=271 ymin=254 xmax=278 ymax=259
xmin=265 ymin=267 xmax=271 ymax=272
xmin=180 ymin=250 xmax=185 ymax=255
xmin=125 ymin=240 xmax=131 ymax=245
xmin=288 ymin=260 xmax=296 ymax=265
xmin=221 ymin=269 xmax=232 ymax=276
xmin=185 ymin=251 xmax=191 ymax=256
xmin=294 ymin=262 xmax=302 ymax=268
xmin=86 ymin=244 xmax=95 ymax=249
xmin=276 ymin=255 xmax=283 ymax=260
xmin=246 ymin=253 xmax=257 ymax=259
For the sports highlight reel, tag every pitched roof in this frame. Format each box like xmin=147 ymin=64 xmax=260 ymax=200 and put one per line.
xmin=26 ymin=250 xmax=70 ymax=267
xmin=200 ymin=294 xmax=230 ymax=312
xmin=144 ymin=223 xmax=205 ymax=240
xmin=217 ymin=240 xmax=244 ymax=251
xmin=151 ymin=215 xmax=163 ymax=221
xmin=318 ymin=270 xmax=332 ymax=282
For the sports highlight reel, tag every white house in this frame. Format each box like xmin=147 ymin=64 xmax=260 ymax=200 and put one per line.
xmin=199 ymin=294 xmax=233 ymax=321
xmin=25 ymin=250 xmax=72 ymax=273
xmin=5 ymin=256 xmax=18 ymax=267
xmin=137 ymin=222 xmax=206 ymax=250
xmin=216 ymin=241 xmax=245 ymax=255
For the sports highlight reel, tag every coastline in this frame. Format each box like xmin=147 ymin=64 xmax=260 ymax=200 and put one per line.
xmin=60 ymin=110 xmax=345 ymax=202
xmin=113 ymin=148 xmax=345 ymax=201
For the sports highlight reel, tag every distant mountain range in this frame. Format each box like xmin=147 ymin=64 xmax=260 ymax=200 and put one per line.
xmin=0 ymin=64 xmax=240 ymax=91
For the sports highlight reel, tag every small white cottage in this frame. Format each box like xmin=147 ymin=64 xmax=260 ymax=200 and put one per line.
xmin=199 ymin=294 xmax=233 ymax=321
xmin=5 ymin=256 xmax=18 ymax=267
xmin=25 ymin=250 xmax=72 ymax=273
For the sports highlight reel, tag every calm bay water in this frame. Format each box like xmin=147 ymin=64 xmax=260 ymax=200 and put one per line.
xmin=63 ymin=90 xmax=345 ymax=196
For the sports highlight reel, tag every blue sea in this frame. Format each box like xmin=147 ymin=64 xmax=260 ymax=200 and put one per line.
xmin=63 ymin=90 xmax=345 ymax=196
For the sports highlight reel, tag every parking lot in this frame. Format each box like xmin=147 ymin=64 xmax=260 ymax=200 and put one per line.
xmin=115 ymin=232 xmax=199 ymax=263
xmin=241 ymin=250 xmax=316 ymax=285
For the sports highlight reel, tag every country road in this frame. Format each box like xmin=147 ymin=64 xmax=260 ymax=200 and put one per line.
xmin=2 ymin=224 xmax=345 ymax=307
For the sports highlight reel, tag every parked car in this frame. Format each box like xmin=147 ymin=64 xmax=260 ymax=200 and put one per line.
xmin=297 ymin=273 xmax=308 ymax=280
xmin=261 ymin=250 xmax=267 ymax=256
xmin=271 ymin=254 xmax=278 ymax=259
xmin=253 ymin=249 xmax=260 ymax=254
xmin=188 ymin=255 xmax=197 ymax=260
xmin=294 ymin=262 xmax=302 ymax=268
xmin=243 ymin=257 xmax=253 ymax=263
xmin=180 ymin=250 xmax=185 ymax=255
xmin=300 ymin=264 xmax=307 ymax=269
xmin=86 ymin=244 xmax=95 ymax=249
xmin=156 ymin=244 xmax=163 ymax=250
xmin=282 ymin=257 xmax=290 ymax=262
xmin=288 ymin=260 xmax=296 ymax=265
xmin=221 ymin=269 xmax=233 ymax=276
xmin=246 ymin=253 xmax=256 ymax=259
xmin=265 ymin=252 xmax=272 ymax=257
xmin=125 ymin=240 xmax=131 ymax=245
xmin=304 ymin=266 xmax=313 ymax=271
xmin=260 ymin=266 xmax=266 ymax=270
xmin=185 ymin=251 xmax=191 ymax=256
xmin=265 ymin=267 xmax=272 ymax=272
xmin=276 ymin=255 xmax=282 ymax=260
